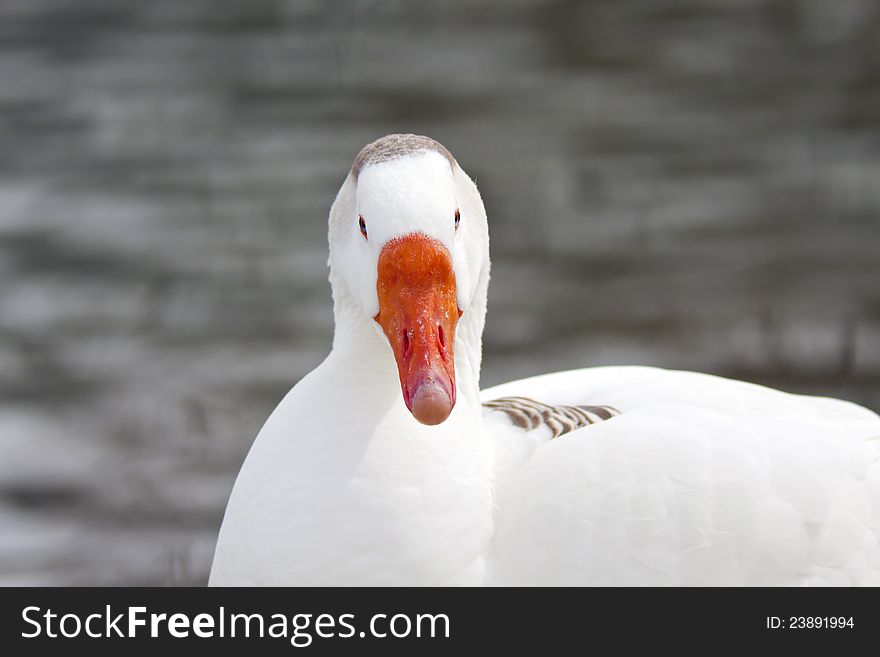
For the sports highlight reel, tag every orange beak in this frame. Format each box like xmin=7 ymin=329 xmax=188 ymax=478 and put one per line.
xmin=375 ymin=234 xmax=461 ymax=425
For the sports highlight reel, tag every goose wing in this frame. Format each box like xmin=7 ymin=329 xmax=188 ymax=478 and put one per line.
xmin=481 ymin=366 xmax=880 ymax=585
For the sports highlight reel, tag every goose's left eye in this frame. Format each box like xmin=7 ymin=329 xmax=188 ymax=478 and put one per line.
xmin=454 ymin=208 xmax=460 ymax=230
xmin=359 ymin=215 xmax=368 ymax=240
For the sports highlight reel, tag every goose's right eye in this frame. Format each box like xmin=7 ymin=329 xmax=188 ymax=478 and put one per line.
xmin=359 ymin=215 xmax=368 ymax=240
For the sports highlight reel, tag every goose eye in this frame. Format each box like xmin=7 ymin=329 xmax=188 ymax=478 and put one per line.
xmin=454 ymin=208 xmax=460 ymax=230
xmin=358 ymin=215 xmax=368 ymax=240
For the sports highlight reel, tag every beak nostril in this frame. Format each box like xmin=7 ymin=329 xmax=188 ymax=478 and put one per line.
xmin=402 ymin=330 xmax=411 ymax=359
xmin=437 ymin=324 xmax=445 ymax=351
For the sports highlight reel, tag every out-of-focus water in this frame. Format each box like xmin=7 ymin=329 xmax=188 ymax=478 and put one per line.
xmin=0 ymin=0 xmax=878 ymax=584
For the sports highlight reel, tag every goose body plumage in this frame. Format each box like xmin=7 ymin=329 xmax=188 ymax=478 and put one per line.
xmin=481 ymin=367 xmax=880 ymax=586
xmin=210 ymin=135 xmax=880 ymax=586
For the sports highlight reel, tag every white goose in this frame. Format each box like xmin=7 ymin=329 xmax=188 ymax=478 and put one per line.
xmin=210 ymin=134 xmax=880 ymax=586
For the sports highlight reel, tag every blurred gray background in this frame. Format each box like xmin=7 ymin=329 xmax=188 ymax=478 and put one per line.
xmin=1 ymin=0 xmax=878 ymax=584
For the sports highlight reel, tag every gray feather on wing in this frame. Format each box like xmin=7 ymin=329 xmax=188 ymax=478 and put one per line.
xmin=483 ymin=396 xmax=620 ymax=438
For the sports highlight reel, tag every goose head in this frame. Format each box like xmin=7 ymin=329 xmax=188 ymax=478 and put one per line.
xmin=328 ymin=134 xmax=489 ymax=426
